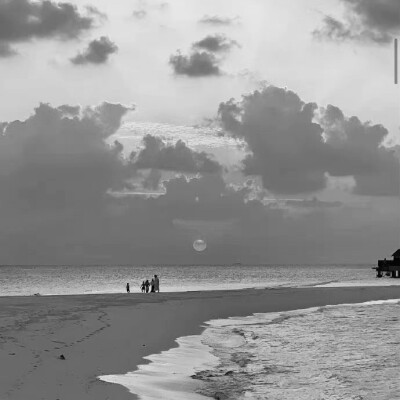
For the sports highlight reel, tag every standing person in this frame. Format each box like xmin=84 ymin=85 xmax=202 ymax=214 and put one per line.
xmin=126 ymin=282 xmax=130 ymax=293
xmin=140 ymin=281 xmax=145 ymax=293
xmin=150 ymin=277 xmax=155 ymax=293
xmin=154 ymin=275 xmax=160 ymax=293
xmin=144 ymin=279 xmax=150 ymax=293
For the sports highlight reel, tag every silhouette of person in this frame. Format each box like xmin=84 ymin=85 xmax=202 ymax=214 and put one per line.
xmin=150 ymin=278 xmax=155 ymax=293
xmin=126 ymin=283 xmax=130 ymax=293
xmin=154 ymin=275 xmax=160 ymax=293
xmin=140 ymin=281 xmax=145 ymax=293
xmin=144 ymin=279 xmax=150 ymax=293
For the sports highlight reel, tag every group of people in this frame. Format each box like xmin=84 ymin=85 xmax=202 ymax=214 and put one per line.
xmin=125 ymin=275 xmax=160 ymax=293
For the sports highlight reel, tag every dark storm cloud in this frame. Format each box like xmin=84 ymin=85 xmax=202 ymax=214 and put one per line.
xmin=343 ymin=0 xmax=400 ymax=32
xmin=0 ymin=103 xmax=398 ymax=265
xmin=320 ymin=104 xmax=400 ymax=196
xmin=0 ymin=102 xmax=135 ymax=212
xmin=0 ymin=101 xmax=138 ymax=264
xmin=132 ymin=134 xmax=222 ymax=174
xmin=218 ymin=87 xmax=328 ymax=194
xmin=314 ymin=0 xmax=400 ymax=44
xmin=218 ymin=86 xmax=399 ymax=196
xmin=159 ymin=175 xmax=399 ymax=264
xmin=169 ymin=50 xmax=221 ymax=77
xmin=199 ymin=15 xmax=239 ymax=26
xmin=71 ymin=36 xmax=118 ymax=65
xmin=193 ymin=34 xmax=239 ymax=53
xmin=0 ymin=0 xmax=100 ymax=54
xmin=0 ymin=103 xmax=272 ymax=263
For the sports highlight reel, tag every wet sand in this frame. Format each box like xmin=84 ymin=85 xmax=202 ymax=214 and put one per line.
xmin=1 ymin=286 xmax=399 ymax=399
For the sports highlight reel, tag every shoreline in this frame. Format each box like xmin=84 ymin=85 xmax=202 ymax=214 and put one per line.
xmin=1 ymin=286 xmax=400 ymax=399
xmin=2 ymin=277 xmax=400 ymax=298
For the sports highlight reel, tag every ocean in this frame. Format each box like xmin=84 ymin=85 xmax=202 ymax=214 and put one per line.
xmin=0 ymin=263 xmax=399 ymax=297
xmin=101 ymin=299 xmax=400 ymax=400
xmin=2 ymin=264 xmax=400 ymax=399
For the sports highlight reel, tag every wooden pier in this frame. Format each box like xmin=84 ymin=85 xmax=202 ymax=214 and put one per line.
xmin=374 ymin=249 xmax=400 ymax=278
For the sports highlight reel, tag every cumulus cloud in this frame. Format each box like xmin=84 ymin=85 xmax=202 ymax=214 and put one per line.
xmin=218 ymin=85 xmax=399 ymax=196
xmin=0 ymin=102 xmax=135 ymax=210
xmin=193 ymin=34 xmax=239 ymax=53
xmin=169 ymin=50 xmax=221 ymax=77
xmin=71 ymin=36 xmax=118 ymax=65
xmin=199 ymin=15 xmax=239 ymax=26
xmin=0 ymin=102 xmax=398 ymax=265
xmin=313 ymin=0 xmax=400 ymax=44
xmin=132 ymin=134 xmax=222 ymax=174
xmin=0 ymin=101 xmax=141 ymax=263
xmin=0 ymin=105 xmax=267 ymax=263
xmin=169 ymin=33 xmax=240 ymax=77
xmin=0 ymin=0 xmax=100 ymax=54
xmin=320 ymin=104 xmax=400 ymax=196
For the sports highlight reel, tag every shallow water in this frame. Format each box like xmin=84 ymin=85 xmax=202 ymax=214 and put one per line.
xmin=1 ymin=264 xmax=398 ymax=296
xmin=196 ymin=299 xmax=400 ymax=400
xmin=102 ymin=299 xmax=400 ymax=400
xmin=100 ymin=335 xmax=218 ymax=400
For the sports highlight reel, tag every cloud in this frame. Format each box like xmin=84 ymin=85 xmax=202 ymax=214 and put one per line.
xmin=169 ymin=33 xmax=240 ymax=77
xmin=57 ymin=104 xmax=81 ymax=116
xmin=313 ymin=0 xmax=400 ymax=44
xmin=0 ymin=0 xmax=100 ymax=54
xmin=71 ymin=36 xmax=118 ymax=65
xmin=132 ymin=1 xmax=168 ymax=19
xmin=169 ymin=50 xmax=221 ymax=77
xmin=132 ymin=134 xmax=222 ymax=174
xmin=0 ymin=42 xmax=17 ymax=57
xmin=218 ymin=86 xmax=399 ymax=196
xmin=193 ymin=34 xmax=239 ymax=53
xmin=142 ymin=169 xmax=162 ymax=189
xmin=199 ymin=15 xmax=239 ymax=26
xmin=0 ymin=102 xmax=398 ymax=265
xmin=0 ymin=102 xmax=135 ymax=210
xmin=320 ymin=104 xmax=400 ymax=196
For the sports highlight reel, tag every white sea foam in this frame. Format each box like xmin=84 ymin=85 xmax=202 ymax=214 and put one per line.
xmin=315 ymin=280 xmax=400 ymax=288
xmin=100 ymin=299 xmax=400 ymax=400
xmin=197 ymin=299 xmax=400 ymax=399
xmin=99 ymin=335 xmax=219 ymax=399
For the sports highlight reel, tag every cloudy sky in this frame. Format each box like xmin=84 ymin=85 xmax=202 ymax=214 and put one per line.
xmin=0 ymin=0 xmax=399 ymax=264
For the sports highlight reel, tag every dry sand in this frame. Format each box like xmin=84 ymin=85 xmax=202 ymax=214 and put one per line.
xmin=1 ymin=286 xmax=400 ymax=400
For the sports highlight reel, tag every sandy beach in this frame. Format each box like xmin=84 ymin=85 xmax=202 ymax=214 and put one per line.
xmin=1 ymin=286 xmax=400 ymax=400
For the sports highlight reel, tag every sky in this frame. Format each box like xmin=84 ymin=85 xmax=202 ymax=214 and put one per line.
xmin=0 ymin=0 xmax=399 ymax=264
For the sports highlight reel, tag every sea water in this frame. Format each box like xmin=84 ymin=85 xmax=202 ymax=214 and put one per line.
xmin=1 ymin=264 xmax=399 ymax=296
xmin=102 ymin=299 xmax=400 ymax=400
